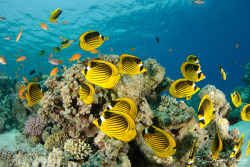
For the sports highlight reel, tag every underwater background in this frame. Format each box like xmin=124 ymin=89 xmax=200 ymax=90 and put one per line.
xmin=0 ymin=0 xmax=250 ymax=166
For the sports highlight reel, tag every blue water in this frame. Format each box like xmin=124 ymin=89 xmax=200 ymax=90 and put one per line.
xmin=1 ymin=0 xmax=250 ymax=95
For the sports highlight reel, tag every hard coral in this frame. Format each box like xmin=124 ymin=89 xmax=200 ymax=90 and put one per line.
xmin=24 ymin=116 xmax=45 ymax=137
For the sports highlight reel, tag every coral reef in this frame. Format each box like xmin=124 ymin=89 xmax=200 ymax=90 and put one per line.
xmin=44 ymin=131 xmax=69 ymax=152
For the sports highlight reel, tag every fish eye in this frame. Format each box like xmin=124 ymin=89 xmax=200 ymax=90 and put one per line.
xmin=139 ymin=64 xmax=143 ymax=71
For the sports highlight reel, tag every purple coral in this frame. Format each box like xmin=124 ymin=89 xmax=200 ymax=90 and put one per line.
xmin=24 ymin=116 xmax=46 ymax=136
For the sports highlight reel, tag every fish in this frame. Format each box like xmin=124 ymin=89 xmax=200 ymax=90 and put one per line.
xmin=211 ymin=133 xmax=223 ymax=160
xmin=169 ymin=79 xmax=200 ymax=100
xmin=246 ymin=140 xmax=250 ymax=157
xmin=230 ymin=133 xmax=244 ymax=158
xmin=232 ymin=60 xmax=237 ymax=63
xmin=118 ymin=54 xmax=147 ymax=77
xmin=25 ymin=82 xmax=44 ymax=106
xmin=198 ymin=94 xmax=214 ymax=128
xmin=169 ymin=49 xmax=172 ymax=52
xmin=16 ymin=27 xmax=22 ymax=42
xmin=49 ymin=8 xmax=62 ymax=22
xmin=130 ymin=48 xmax=135 ymax=51
xmin=90 ymin=49 xmax=99 ymax=54
xmin=20 ymin=85 xmax=26 ymax=89
xmin=19 ymin=48 xmax=22 ymax=52
xmin=61 ymin=65 xmax=67 ymax=72
xmin=16 ymin=75 xmax=20 ymax=78
xmin=231 ymin=91 xmax=242 ymax=108
xmin=218 ymin=65 xmax=227 ymax=80
xmin=79 ymin=82 xmax=95 ymax=104
xmin=79 ymin=31 xmax=107 ymax=52
xmin=40 ymin=67 xmax=44 ymax=69
xmin=16 ymin=56 xmax=26 ymax=62
xmin=61 ymin=21 xmax=69 ymax=24
xmin=23 ymin=77 xmax=28 ymax=82
xmin=14 ymin=71 xmax=18 ymax=74
xmin=187 ymin=139 xmax=197 ymax=167
xmin=4 ymin=36 xmax=11 ymax=40
xmin=19 ymin=89 xmax=26 ymax=99
xmin=235 ymin=42 xmax=240 ymax=49
xmin=39 ymin=50 xmax=45 ymax=56
xmin=33 ymin=78 xmax=38 ymax=81
xmin=0 ymin=56 xmax=6 ymax=65
xmin=15 ymin=54 xmax=18 ymax=58
xmin=81 ymin=60 xmax=121 ymax=89
xmin=110 ymin=47 xmax=113 ymax=51
xmin=58 ymin=36 xmax=66 ymax=41
xmin=180 ymin=62 xmax=205 ymax=82
xmin=68 ymin=54 xmax=81 ymax=63
xmin=191 ymin=0 xmax=204 ymax=5
xmin=0 ymin=17 xmax=5 ymax=21
xmin=49 ymin=59 xmax=59 ymax=65
xmin=187 ymin=55 xmax=199 ymax=65
xmin=11 ymin=88 xmax=14 ymax=93
xmin=241 ymin=104 xmax=250 ymax=121
xmin=105 ymin=98 xmax=138 ymax=120
xmin=142 ymin=126 xmax=176 ymax=157
xmin=156 ymin=37 xmax=159 ymax=43
xmin=39 ymin=23 xmax=48 ymax=30
xmin=30 ymin=70 xmax=36 ymax=75
xmin=17 ymin=67 xmax=20 ymax=70
xmin=93 ymin=111 xmax=137 ymax=142
xmin=58 ymin=60 xmax=63 ymax=65
xmin=50 ymin=67 xmax=59 ymax=76
xmin=53 ymin=47 xmax=61 ymax=52
xmin=60 ymin=39 xmax=71 ymax=49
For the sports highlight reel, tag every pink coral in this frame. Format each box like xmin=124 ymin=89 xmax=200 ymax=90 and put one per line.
xmin=24 ymin=117 xmax=46 ymax=137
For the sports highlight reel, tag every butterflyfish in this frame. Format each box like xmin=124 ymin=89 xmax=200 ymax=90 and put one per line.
xmin=118 ymin=54 xmax=147 ymax=77
xmin=142 ymin=126 xmax=176 ymax=158
xmin=30 ymin=70 xmax=36 ymax=75
xmin=180 ymin=62 xmax=205 ymax=82
xmin=246 ymin=140 xmax=250 ymax=157
xmin=79 ymin=31 xmax=106 ymax=52
xmin=25 ymin=82 xmax=44 ymax=106
xmin=187 ymin=55 xmax=199 ymax=65
xmin=93 ymin=111 xmax=137 ymax=142
xmin=198 ymin=94 xmax=215 ymax=129
xmin=169 ymin=79 xmax=200 ymax=100
xmin=39 ymin=50 xmax=45 ymax=55
xmin=219 ymin=65 xmax=227 ymax=80
xmin=81 ymin=60 xmax=121 ymax=89
xmin=106 ymin=98 xmax=137 ymax=120
xmin=241 ymin=104 xmax=250 ymax=121
xmin=49 ymin=8 xmax=62 ymax=23
xmin=230 ymin=133 xmax=244 ymax=158
xmin=187 ymin=139 xmax=198 ymax=167
xmin=53 ymin=47 xmax=61 ymax=52
xmin=79 ymin=82 xmax=95 ymax=104
xmin=231 ymin=91 xmax=242 ymax=108
xmin=211 ymin=133 xmax=223 ymax=160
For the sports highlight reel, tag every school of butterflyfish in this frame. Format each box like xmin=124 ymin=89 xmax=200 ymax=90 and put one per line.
xmin=4 ymin=8 xmax=250 ymax=165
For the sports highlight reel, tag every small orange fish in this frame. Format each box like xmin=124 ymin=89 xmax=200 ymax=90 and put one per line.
xmin=16 ymin=75 xmax=20 ymax=78
xmin=50 ymin=67 xmax=59 ymax=76
xmin=19 ymin=48 xmax=21 ymax=52
xmin=16 ymin=56 xmax=26 ymax=62
xmin=58 ymin=36 xmax=66 ymax=41
xmin=61 ymin=21 xmax=69 ymax=24
xmin=33 ymin=78 xmax=38 ymax=81
xmin=20 ymin=85 xmax=26 ymax=89
xmin=90 ymin=49 xmax=99 ymax=54
xmin=14 ymin=71 xmax=17 ymax=74
xmin=110 ymin=47 xmax=113 ymax=51
xmin=23 ymin=77 xmax=28 ymax=82
xmin=169 ymin=49 xmax=172 ymax=52
xmin=68 ymin=54 xmax=81 ymax=63
xmin=16 ymin=27 xmax=22 ymax=42
xmin=53 ymin=21 xmax=58 ymax=24
xmin=17 ymin=67 xmax=20 ymax=70
xmin=57 ymin=56 xmax=60 ymax=58
xmin=40 ymin=67 xmax=44 ymax=69
xmin=58 ymin=60 xmax=63 ymax=65
xmin=15 ymin=54 xmax=18 ymax=58
xmin=130 ymin=48 xmax=135 ymax=51
xmin=106 ymin=36 xmax=109 ymax=40
xmin=143 ymin=54 xmax=146 ymax=56
xmin=11 ymin=88 xmax=14 ymax=93
xmin=40 ymin=23 xmax=48 ymax=30
xmin=21 ymin=63 xmax=24 ymax=68
xmin=19 ymin=89 xmax=26 ymax=99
